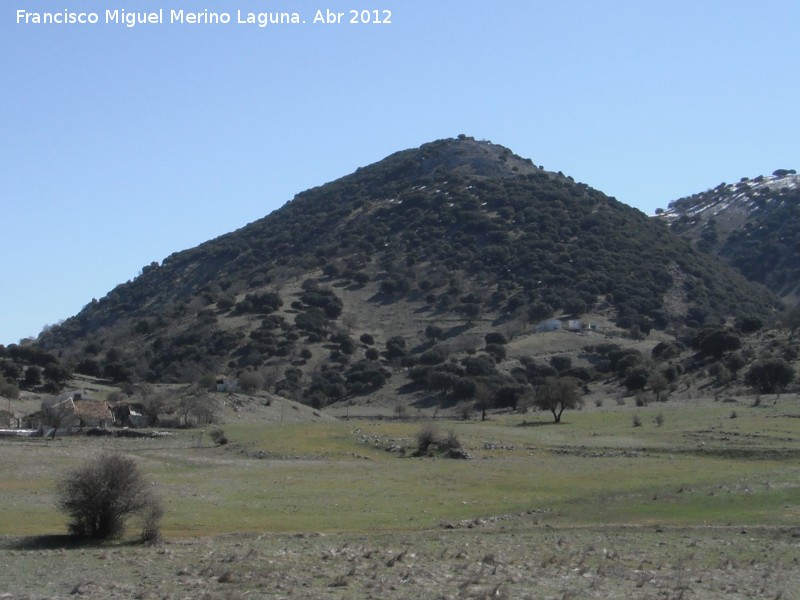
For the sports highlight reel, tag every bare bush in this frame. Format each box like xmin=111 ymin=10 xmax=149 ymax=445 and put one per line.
xmin=415 ymin=424 xmax=439 ymax=454
xmin=56 ymin=453 xmax=162 ymax=541
xmin=439 ymin=430 xmax=462 ymax=452
xmin=457 ymin=403 xmax=474 ymax=420
xmin=209 ymin=427 xmax=228 ymax=445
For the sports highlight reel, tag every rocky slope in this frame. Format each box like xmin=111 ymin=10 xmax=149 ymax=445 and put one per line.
xmin=657 ymin=169 xmax=799 ymax=299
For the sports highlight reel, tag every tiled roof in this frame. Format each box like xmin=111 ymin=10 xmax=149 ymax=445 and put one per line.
xmin=73 ymin=400 xmax=113 ymax=422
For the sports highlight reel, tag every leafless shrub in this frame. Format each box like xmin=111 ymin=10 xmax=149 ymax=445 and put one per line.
xmin=209 ymin=427 xmax=228 ymax=445
xmin=457 ymin=403 xmax=474 ymax=420
xmin=415 ymin=424 xmax=439 ymax=454
xmin=632 ymin=414 xmax=642 ymax=427
xmin=56 ymin=452 xmax=162 ymax=541
xmin=439 ymin=430 xmax=462 ymax=452
xmin=140 ymin=501 xmax=164 ymax=544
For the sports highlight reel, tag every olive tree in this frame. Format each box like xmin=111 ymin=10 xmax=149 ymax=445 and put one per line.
xmin=56 ymin=453 xmax=162 ymax=541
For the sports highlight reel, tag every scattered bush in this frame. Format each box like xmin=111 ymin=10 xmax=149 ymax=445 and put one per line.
xmin=424 ymin=324 xmax=444 ymax=341
xmin=484 ymin=344 xmax=507 ymax=362
xmin=463 ymin=355 xmax=497 ymax=377
xmin=549 ymin=355 xmax=572 ymax=373
xmin=694 ymin=327 xmax=742 ymax=358
xmin=483 ymin=332 xmax=507 ymax=345
xmin=419 ymin=347 xmax=447 ymax=366
xmin=651 ymin=341 xmax=684 ymax=360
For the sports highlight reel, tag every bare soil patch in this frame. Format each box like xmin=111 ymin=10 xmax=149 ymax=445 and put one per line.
xmin=2 ymin=524 xmax=798 ymax=599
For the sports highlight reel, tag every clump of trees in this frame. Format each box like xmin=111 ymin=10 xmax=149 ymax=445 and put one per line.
xmin=233 ymin=291 xmax=283 ymax=315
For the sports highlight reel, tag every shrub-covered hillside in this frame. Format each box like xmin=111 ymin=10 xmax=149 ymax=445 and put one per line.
xmin=34 ymin=137 xmax=780 ymax=405
xmin=658 ymin=170 xmax=800 ymax=299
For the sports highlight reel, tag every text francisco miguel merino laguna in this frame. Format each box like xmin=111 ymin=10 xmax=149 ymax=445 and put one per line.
xmin=16 ymin=8 xmax=317 ymax=28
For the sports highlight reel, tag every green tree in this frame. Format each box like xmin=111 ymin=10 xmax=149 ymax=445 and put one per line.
xmin=624 ymin=366 xmax=650 ymax=392
xmin=238 ymin=371 xmax=262 ymax=392
xmin=696 ymin=328 xmax=741 ymax=358
xmin=198 ymin=373 xmax=217 ymax=391
xmin=564 ymin=298 xmax=587 ymax=316
xmin=24 ymin=366 xmax=42 ymax=387
xmin=428 ymin=371 xmax=460 ymax=396
xmin=647 ymin=371 xmax=668 ymax=402
xmin=744 ymin=359 xmax=795 ymax=393
xmin=736 ymin=316 xmax=763 ymax=334
xmin=492 ymin=385 xmax=527 ymax=410
xmin=534 ymin=376 xmax=583 ymax=423
xmin=526 ymin=302 xmax=551 ymax=325
xmin=0 ymin=380 xmax=19 ymax=400
xmin=456 ymin=303 xmax=481 ymax=325
xmin=43 ymin=363 xmax=71 ymax=390
xmin=549 ymin=355 xmax=572 ymax=373
xmin=425 ymin=324 xmax=444 ymax=342
xmin=384 ymin=336 xmax=407 ymax=362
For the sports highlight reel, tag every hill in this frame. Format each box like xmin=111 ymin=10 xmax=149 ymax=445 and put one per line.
xmin=31 ymin=136 xmax=782 ymax=408
xmin=657 ymin=169 xmax=800 ymax=300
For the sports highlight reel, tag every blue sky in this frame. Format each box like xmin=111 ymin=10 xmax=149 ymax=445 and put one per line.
xmin=2 ymin=0 xmax=798 ymax=345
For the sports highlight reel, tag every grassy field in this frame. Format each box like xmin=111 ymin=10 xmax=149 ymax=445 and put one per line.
xmin=1 ymin=393 xmax=799 ymax=598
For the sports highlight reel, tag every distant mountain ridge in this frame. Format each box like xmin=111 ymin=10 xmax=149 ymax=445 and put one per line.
xmin=657 ymin=169 xmax=799 ymax=298
xmin=36 ymin=137 xmax=781 ymax=403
